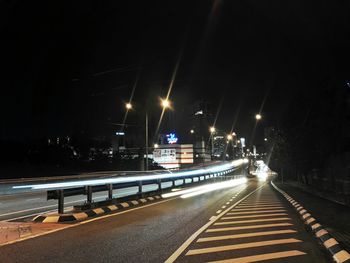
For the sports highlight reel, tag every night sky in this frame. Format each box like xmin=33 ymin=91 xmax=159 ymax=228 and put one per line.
xmin=1 ymin=0 xmax=350 ymax=144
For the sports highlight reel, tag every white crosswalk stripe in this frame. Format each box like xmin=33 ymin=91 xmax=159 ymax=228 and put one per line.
xmin=167 ymin=184 xmax=310 ymax=262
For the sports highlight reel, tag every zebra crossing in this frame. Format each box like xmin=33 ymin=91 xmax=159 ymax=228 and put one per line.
xmin=168 ymin=183 xmax=328 ymax=263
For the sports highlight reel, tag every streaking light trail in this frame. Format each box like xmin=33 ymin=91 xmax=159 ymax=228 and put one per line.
xmin=162 ymin=177 xmax=247 ymax=199
xmin=13 ymin=159 xmax=248 ymax=191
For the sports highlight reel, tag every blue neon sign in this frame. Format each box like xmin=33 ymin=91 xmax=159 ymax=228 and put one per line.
xmin=166 ymin=133 xmax=178 ymax=144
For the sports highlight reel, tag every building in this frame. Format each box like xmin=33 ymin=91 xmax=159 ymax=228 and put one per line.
xmin=153 ymin=144 xmax=194 ymax=169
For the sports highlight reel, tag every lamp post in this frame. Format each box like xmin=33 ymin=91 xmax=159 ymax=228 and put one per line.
xmin=123 ymin=99 xmax=171 ymax=171
xmin=209 ymin=126 xmax=216 ymax=159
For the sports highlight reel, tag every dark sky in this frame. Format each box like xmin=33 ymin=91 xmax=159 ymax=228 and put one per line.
xmin=1 ymin=0 xmax=350 ymax=144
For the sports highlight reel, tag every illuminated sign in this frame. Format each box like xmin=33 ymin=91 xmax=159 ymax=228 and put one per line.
xmin=240 ymin=137 xmax=245 ymax=147
xmin=166 ymin=133 xmax=178 ymax=144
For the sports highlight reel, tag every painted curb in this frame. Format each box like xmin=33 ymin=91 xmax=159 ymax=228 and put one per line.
xmin=271 ymin=181 xmax=350 ymax=263
xmin=33 ymin=195 xmax=162 ymax=223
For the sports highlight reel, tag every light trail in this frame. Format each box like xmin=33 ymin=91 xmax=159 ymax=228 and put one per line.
xmin=162 ymin=178 xmax=247 ymax=199
xmin=13 ymin=159 xmax=248 ymax=191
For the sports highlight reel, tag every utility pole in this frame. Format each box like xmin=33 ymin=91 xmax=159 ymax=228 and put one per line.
xmin=145 ymin=112 xmax=148 ymax=171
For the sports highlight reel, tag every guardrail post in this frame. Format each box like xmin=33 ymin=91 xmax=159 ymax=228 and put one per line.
xmin=172 ymin=180 xmax=175 ymax=187
xmin=86 ymin=186 xmax=92 ymax=204
xmin=58 ymin=190 xmax=64 ymax=214
xmin=183 ymin=178 xmax=186 ymax=185
xmin=138 ymin=181 xmax=142 ymax=195
xmin=157 ymin=180 xmax=162 ymax=192
xmin=107 ymin=184 xmax=113 ymax=200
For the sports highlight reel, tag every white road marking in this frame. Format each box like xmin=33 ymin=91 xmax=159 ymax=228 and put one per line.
xmin=216 ymin=210 xmax=222 ymax=214
xmin=237 ymin=204 xmax=282 ymax=208
xmin=25 ymin=198 xmax=41 ymax=202
xmin=206 ymin=223 xmax=293 ymax=233
xmin=207 ymin=250 xmax=306 ymax=263
xmin=0 ymin=196 xmax=106 ymax=218
xmin=238 ymin=203 xmax=283 ymax=206
xmin=186 ymin=238 xmax=302 ymax=255
xmin=221 ymin=213 xmax=288 ymax=220
xmin=222 ymin=206 xmax=227 ymax=209
xmin=231 ymin=207 xmax=284 ymax=212
xmin=226 ymin=210 xmax=286 ymax=215
xmin=197 ymin=229 xmax=297 ymax=242
xmin=164 ymin=184 xmax=264 ymax=263
xmin=0 ymin=197 xmax=178 ymax=248
xmin=214 ymin=217 xmax=291 ymax=225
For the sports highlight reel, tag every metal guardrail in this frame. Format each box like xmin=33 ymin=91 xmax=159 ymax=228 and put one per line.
xmin=12 ymin=159 xmax=249 ymax=213
xmin=0 ymin=162 xmax=223 ymax=195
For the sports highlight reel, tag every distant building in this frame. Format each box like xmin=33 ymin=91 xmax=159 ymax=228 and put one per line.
xmin=190 ymin=100 xmax=213 ymax=163
xmin=153 ymin=144 xmax=194 ymax=169
xmin=212 ymin=131 xmax=226 ymax=159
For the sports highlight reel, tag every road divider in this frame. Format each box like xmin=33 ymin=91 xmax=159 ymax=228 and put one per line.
xmin=271 ymin=181 xmax=350 ymax=263
xmin=33 ymin=195 xmax=162 ymax=223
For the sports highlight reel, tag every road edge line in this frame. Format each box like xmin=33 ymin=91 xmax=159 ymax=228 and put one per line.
xmin=0 ymin=197 xmax=177 ymax=248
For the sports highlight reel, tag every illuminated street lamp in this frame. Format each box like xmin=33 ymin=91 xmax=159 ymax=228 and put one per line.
xmin=209 ymin=126 xmax=216 ymax=133
xmin=190 ymin=129 xmax=194 ymax=134
xmin=154 ymin=143 xmax=159 ymax=148
xmin=227 ymin=134 xmax=233 ymax=141
xmin=125 ymin=102 xmax=132 ymax=110
xmin=161 ymin=98 xmax=170 ymax=108
xmin=255 ymin=114 xmax=262 ymax=120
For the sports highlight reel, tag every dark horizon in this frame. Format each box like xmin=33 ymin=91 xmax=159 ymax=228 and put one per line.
xmin=1 ymin=1 xmax=350 ymax=146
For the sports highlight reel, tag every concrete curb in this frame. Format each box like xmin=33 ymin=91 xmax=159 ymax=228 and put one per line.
xmin=271 ymin=181 xmax=350 ymax=263
xmin=33 ymin=195 xmax=163 ymax=223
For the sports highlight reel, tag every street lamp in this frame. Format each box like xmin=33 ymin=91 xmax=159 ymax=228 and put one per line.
xmin=154 ymin=143 xmax=159 ymax=148
xmin=190 ymin=129 xmax=194 ymax=134
xmin=255 ymin=114 xmax=262 ymax=120
xmin=227 ymin=134 xmax=233 ymax=141
xmin=210 ymin=126 xmax=216 ymax=133
xmin=123 ymin=99 xmax=171 ymax=171
xmin=161 ymin=98 xmax=170 ymax=109
xmin=125 ymin=102 xmax=132 ymax=110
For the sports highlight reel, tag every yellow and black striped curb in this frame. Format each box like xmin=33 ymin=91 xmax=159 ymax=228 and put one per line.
xmin=271 ymin=181 xmax=350 ymax=263
xmin=33 ymin=195 xmax=162 ymax=223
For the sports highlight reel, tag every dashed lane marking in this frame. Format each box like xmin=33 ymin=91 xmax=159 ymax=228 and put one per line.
xmin=214 ymin=217 xmax=291 ymax=225
xmin=216 ymin=210 xmax=222 ymax=214
xmin=206 ymin=250 xmax=306 ymax=263
xmin=197 ymin=229 xmax=297 ymax=242
xmin=206 ymin=223 xmax=293 ymax=233
xmin=186 ymin=238 xmax=302 ymax=255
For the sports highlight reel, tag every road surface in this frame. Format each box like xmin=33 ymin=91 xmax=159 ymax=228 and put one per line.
xmin=0 ymin=179 xmax=330 ymax=262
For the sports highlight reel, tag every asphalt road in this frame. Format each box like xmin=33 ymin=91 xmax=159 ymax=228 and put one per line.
xmin=0 ymin=179 xmax=193 ymax=221
xmin=0 ymin=179 xmax=330 ymax=263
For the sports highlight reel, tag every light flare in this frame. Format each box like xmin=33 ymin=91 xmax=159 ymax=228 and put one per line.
xmin=13 ymin=159 xmax=248 ymax=190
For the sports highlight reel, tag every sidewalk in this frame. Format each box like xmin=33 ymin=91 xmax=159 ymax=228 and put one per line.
xmin=0 ymin=221 xmax=66 ymax=246
xmin=275 ymin=181 xmax=350 ymax=251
